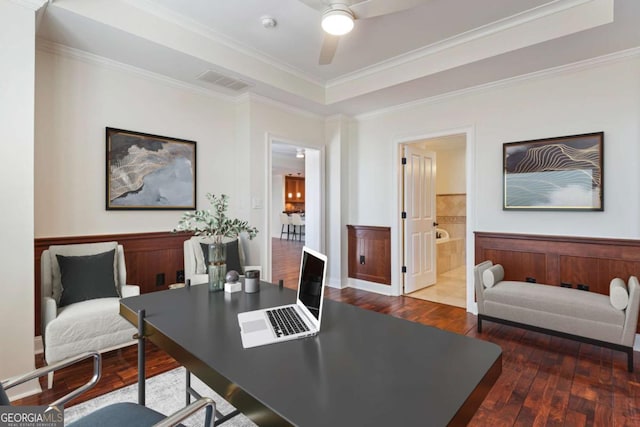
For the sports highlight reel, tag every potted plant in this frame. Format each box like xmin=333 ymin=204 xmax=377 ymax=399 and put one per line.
xmin=174 ymin=193 xmax=258 ymax=291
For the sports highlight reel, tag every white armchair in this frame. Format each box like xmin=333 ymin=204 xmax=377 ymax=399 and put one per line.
xmin=41 ymin=242 xmax=139 ymax=388
xmin=184 ymin=236 xmax=261 ymax=286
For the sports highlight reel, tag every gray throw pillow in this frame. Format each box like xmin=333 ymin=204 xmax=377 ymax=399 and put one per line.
xmin=57 ymin=249 xmax=118 ymax=307
xmin=200 ymin=240 xmax=242 ymax=274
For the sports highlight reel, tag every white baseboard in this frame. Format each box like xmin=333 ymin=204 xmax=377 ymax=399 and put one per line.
xmin=347 ymin=278 xmax=395 ymax=296
xmin=4 ymin=337 xmax=44 ymax=400
xmin=634 ymin=334 xmax=640 ymax=352
xmin=7 ymin=379 xmax=41 ymax=402
xmin=327 ymin=276 xmax=346 ymax=289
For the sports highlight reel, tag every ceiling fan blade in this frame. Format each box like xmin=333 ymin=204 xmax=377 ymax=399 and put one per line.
xmin=298 ymin=0 xmax=329 ymax=12
xmin=350 ymin=0 xmax=428 ymax=19
xmin=319 ymin=34 xmax=340 ymax=65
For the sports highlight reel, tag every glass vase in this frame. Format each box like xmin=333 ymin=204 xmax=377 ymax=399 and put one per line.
xmin=207 ymin=242 xmax=226 ymax=292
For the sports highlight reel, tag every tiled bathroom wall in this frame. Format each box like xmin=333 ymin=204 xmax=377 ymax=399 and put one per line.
xmin=436 ymin=194 xmax=466 ymax=274
xmin=436 ymin=194 xmax=466 ymax=239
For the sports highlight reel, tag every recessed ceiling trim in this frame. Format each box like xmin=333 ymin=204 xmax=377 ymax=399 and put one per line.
xmin=36 ymin=38 xmax=237 ymax=102
xmin=326 ymin=0 xmax=614 ymax=104
xmin=235 ymin=93 xmax=325 ymax=120
xmin=124 ymin=0 xmax=325 ymax=87
xmin=10 ymin=0 xmax=47 ymax=11
xmin=328 ymin=0 xmax=604 ymax=88
xmin=355 ymin=46 xmax=640 ymax=121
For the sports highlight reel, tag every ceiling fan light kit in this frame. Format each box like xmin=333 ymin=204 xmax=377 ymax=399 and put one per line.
xmin=321 ymin=6 xmax=354 ymax=36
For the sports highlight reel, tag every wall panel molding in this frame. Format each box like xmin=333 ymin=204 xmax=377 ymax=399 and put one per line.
xmin=34 ymin=231 xmax=189 ymax=336
xmin=347 ymin=225 xmax=391 ymax=285
xmin=475 ymin=231 xmax=640 ymax=332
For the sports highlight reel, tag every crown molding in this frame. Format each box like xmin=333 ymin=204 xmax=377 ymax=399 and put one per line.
xmin=37 ymin=38 xmax=326 ymax=120
xmin=9 ymin=0 xmax=47 ymax=11
xmin=355 ymin=46 xmax=640 ymax=120
xmin=36 ymin=38 xmax=236 ymax=102
xmin=327 ymin=0 xmax=600 ymax=89
xmin=324 ymin=114 xmax=351 ymax=123
xmin=124 ymin=0 xmax=325 ymax=88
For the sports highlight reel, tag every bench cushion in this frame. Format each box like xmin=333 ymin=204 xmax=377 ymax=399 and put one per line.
xmin=483 ymin=281 xmax=626 ymax=344
xmin=485 ymin=281 xmax=624 ymax=325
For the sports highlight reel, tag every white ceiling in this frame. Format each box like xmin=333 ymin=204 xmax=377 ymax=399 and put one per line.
xmin=272 ymin=142 xmax=306 ymax=177
xmin=147 ymin=0 xmax=553 ymax=81
xmin=36 ymin=0 xmax=640 ymax=116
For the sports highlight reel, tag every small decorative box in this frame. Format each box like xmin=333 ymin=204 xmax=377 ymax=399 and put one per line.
xmin=224 ymin=282 xmax=242 ymax=293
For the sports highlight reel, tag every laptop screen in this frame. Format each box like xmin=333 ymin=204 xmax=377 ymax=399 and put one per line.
xmin=297 ymin=247 xmax=327 ymax=320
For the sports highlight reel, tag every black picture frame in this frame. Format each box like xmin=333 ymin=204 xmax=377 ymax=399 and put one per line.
xmin=106 ymin=127 xmax=196 ymax=210
xmin=503 ymin=132 xmax=603 ymax=211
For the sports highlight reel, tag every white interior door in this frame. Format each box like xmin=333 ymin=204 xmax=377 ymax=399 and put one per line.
xmin=404 ymin=145 xmax=436 ymax=293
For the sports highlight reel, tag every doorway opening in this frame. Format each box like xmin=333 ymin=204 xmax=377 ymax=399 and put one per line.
xmin=401 ymin=134 xmax=467 ymax=308
xmin=268 ymin=139 xmax=322 ymax=288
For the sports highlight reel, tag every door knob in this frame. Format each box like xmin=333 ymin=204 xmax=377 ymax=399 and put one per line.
xmin=433 ymin=222 xmax=439 ymax=227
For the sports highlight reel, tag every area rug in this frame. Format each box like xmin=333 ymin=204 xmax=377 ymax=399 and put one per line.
xmin=64 ymin=367 xmax=257 ymax=427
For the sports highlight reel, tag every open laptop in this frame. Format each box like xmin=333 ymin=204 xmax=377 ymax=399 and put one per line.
xmin=237 ymin=246 xmax=327 ymax=349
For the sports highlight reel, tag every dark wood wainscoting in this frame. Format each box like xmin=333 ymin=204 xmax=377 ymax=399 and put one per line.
xmin=475 ymin=231 xmax=640 ymax=333
xmin=347 ymin=225 xmax=391 ymax=285
xmin=34 ymin=232 xmax=188 ymax=336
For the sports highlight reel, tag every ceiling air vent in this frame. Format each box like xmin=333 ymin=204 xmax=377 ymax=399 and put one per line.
xmin=196 ymin=70 xmax=251 ymax=92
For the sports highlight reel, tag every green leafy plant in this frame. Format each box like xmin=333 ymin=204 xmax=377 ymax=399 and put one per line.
xmin=173 ymin=193 xmax=258 ymax=243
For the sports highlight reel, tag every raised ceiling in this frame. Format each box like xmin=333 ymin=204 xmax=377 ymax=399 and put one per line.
xmin=37 ymin=0 xmax=639 ymax=116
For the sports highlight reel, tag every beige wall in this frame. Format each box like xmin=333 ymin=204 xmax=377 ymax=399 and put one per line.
xmin=0 ymin=0 xmax=38 ymax=399
xmin=240 ymin=98 xmax=326 ymax=278
xmin=436 ymin=147 xmax=466 ymax=195
xmin=34 ymin=45 xmax=328 ymax=283
xmin=35 ymin=47 xmax=238 ymax=238
xmin=350 ymin=55 xmax=640 ymax=295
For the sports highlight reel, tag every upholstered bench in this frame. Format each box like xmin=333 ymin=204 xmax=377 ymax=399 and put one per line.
xmin=474 ymin=261 xmax=640 ymax=371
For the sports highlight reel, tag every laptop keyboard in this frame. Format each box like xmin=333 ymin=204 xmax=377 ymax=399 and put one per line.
xmin=267 ymin=306 xmax=310 ymax=337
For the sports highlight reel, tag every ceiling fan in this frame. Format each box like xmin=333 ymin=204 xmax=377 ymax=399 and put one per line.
xmin=298 ymin=0 xmax=429 ymax=65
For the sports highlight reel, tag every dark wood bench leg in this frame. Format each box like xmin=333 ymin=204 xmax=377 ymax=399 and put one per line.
xmin=477 ymin=315 xmax=482 ymax=333
xmin=628 ymin=348 xmax=634 ymax=373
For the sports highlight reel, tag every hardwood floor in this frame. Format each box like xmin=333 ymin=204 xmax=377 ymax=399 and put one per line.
xmin=14 ymin=238 xmax=640 ymax=426
xmin=12 ymin=342 xmax=180 ymax=407
xmin=271 ymin=236 xmax=304 ymax=289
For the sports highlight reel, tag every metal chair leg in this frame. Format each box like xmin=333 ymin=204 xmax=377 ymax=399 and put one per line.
xmin=136 ymin=309 xmax=146 ymax=406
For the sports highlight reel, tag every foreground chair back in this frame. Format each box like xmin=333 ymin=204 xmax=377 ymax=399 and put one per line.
xmin=0 ymin=351 xmax=215 ymax=427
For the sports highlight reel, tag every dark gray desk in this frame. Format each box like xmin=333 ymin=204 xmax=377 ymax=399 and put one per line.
xmin=120 ymin=283 xmax=501 ymax=426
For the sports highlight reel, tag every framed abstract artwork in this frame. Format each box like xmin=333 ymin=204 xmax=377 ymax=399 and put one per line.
xmin=106 ymin=127 xmax=196 ymax=210
xmin=503 ymin=132 xmax=603 ymax=211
